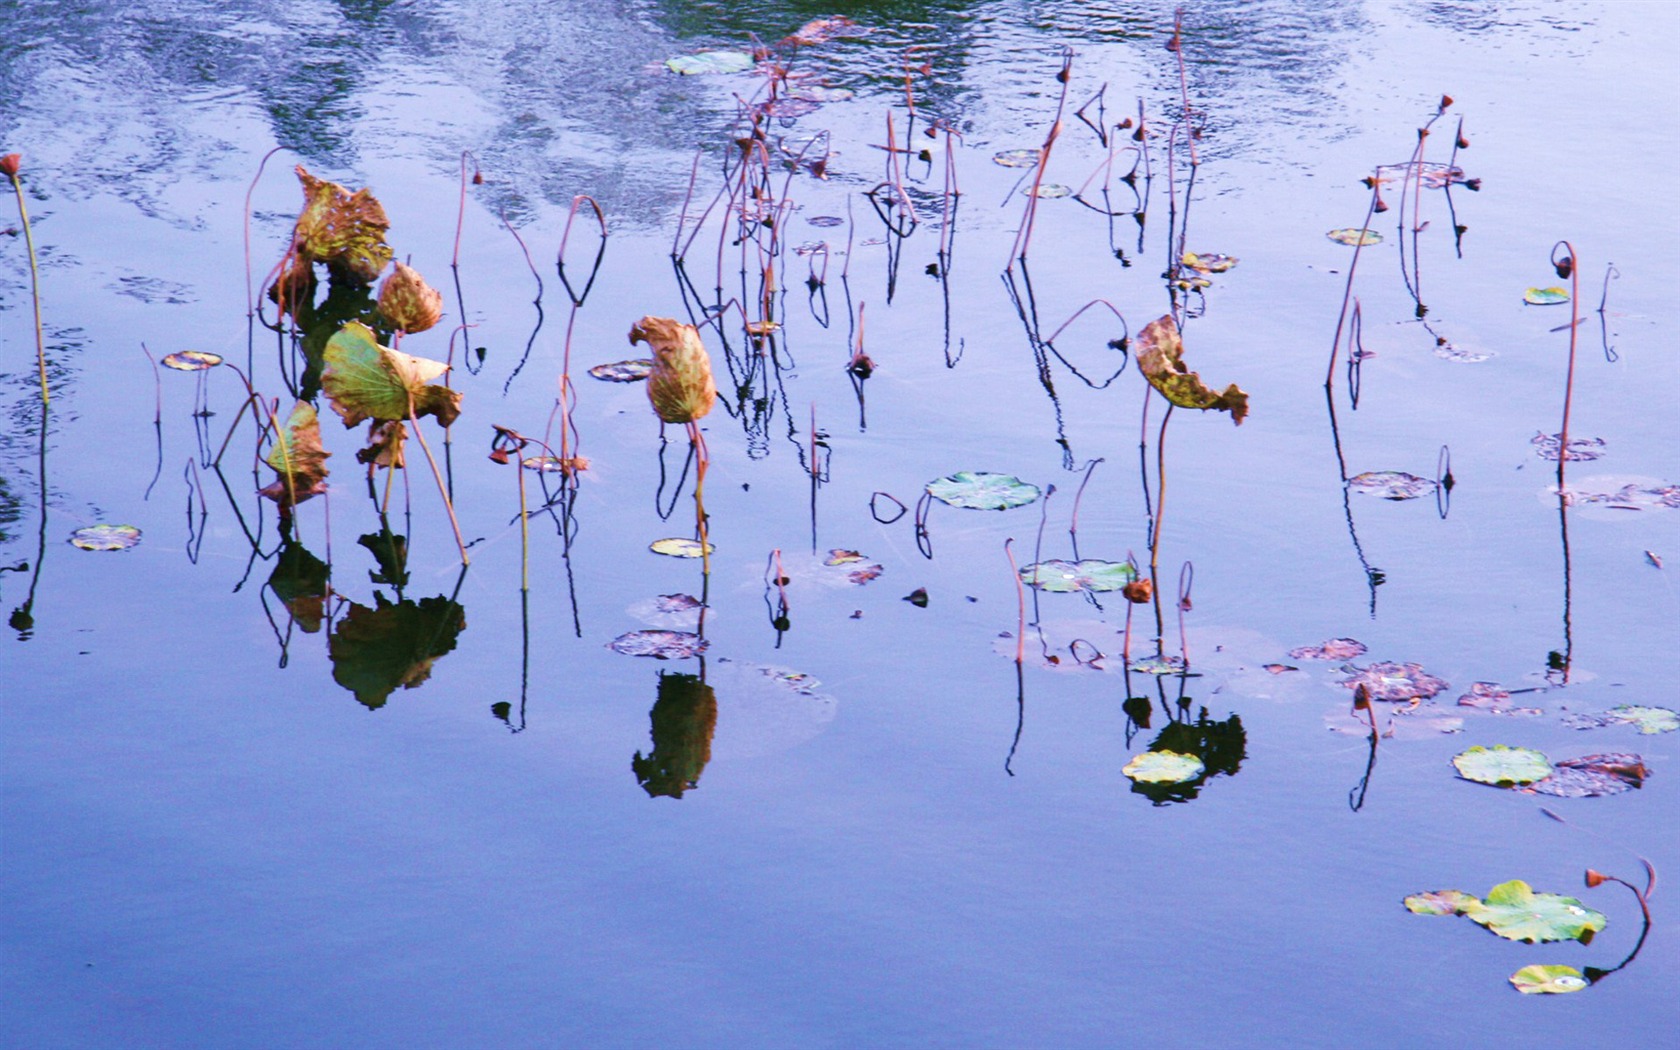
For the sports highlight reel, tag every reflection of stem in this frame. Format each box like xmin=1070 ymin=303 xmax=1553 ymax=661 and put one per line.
xmin=1583 ymin=864 xmax=1656 ymax=984
xmin=1005 ymin=662 xmax=1025 ymax=777
xmin=517 ymin=447 xmax=529 ymax=593
xmin=9 ymin=401 xmax=50 ymax=638
xmin=1004 ymin=539 xmax=1026 ymax=666
xmin=686 ymin=421 xmax=710 ymax=629
xmin=407 ymin=401 xmax=469 ymax=566
xmin=7 ymin=167 xmax=50 ymax=404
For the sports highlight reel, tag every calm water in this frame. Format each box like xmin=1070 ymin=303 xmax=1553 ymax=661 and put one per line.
xmin=4 ymin=2 xmax=1678 ymax=1046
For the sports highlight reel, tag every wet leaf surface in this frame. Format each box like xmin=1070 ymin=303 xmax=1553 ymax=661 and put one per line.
xmin=1509 ymin=964 xmax=1588 ymax=994
xmin=68 ymin=524 xmax=141 ymax=551
xmin=924 ymin=471 xmax=1041 ymax=510
xmin=1018 ymin=559 xmax=1138 ymax=593
xmin=1465 ymin=880 xmax=1607 ymax=943
xmin=1453 ymin=744 xmax=1553 ymax=787
xmin=1181 ymin=251 xmax=1239 ymax=273
xmin=1347 ymin=471 xmax=1435 ymax=500
xmin=1530 ymin=753 xmax=1648 ymax=798
xmin=1456 ymin=682 xmax=1543 ymax=717
xmin=609 ymin=629 xmax=707 ymax=659
xmin=1403 ymin=889 xmax=1479 ymax=916
xmin=1130 ymin=654 xmax=1188 ymax=675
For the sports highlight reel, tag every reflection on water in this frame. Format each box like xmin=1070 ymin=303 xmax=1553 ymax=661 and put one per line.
xmin=633 ymin=669 xmax=718 ymax=798
xmin=328 ymin=588 xmax=466 ymax=709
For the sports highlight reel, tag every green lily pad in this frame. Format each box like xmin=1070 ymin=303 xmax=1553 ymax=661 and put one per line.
xmin=1609 ymin=705 xmax=1680 ymax=734
xmin=1182 ymin=251 xmax=1238 ymax=274
xmin=1524 ymin=286 xmax=1570 ymax=305
xmin=1348 ymin=471 xmax=1435 ymax=500
xmin=992 ymin=148 xmax=1041 ymax=168
xmin=1122 ymin=750 xmax=1204 ymax=784
xmin=68 ymin=524 xmax=141 ymax=551
xmin=1453 ymin=745 xmax=1553 ymax=787
xmin=1018 ymin=559 xmax=1138 ymax=593
xmin=589 ymin=359 xmax=653 ymax=382
xmin=665 ymin=50 xmax=754 ymax=75
xmin=1510 ymin=964 xmax=1589 ymax=994
xmin=321 ymin=321 xmax=461 ymax=428
xmin=1328 ymin=227 xmax=1382 ymax=246
xmin=650 ymin=537 xmax=714 ymax=558
xmin=1403 ymin=889 xmax=1479 ymax=916
xmin=1464 ymin=880 xmax=1606 ymax=943
xmin=608 ymin=629 xmax=707 ymax=659
xmin=925 ymin=471 xmax=1041 ymax=510
xmin=160 ymin=350 xmax=223 ymax=371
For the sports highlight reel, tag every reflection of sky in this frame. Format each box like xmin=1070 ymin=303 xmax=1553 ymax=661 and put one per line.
xmin=0 ymin=0 xmax=1656 ymax=227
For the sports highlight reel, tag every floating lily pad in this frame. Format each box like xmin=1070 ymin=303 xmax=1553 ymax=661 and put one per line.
xmin=1131 ymin=654 xmax=1188 ymax=675
xmin=650 ymin=537 xmax=714 ymax=558
xmin=69 ymin=524 xmax=141 ymax=551
xmin=806 ymin=215 xmax=844 ymax=228
xmin=1348 ymin=471 xmax=1435 ymax=500
xmin=1605 ymin=705 xmax=1678 ymax=734
xmin=1262 ymin=663 xmax=1297 ymax=675
xmin=1531 ymin=753 xmax=1647 ymax=798
xmin=992 ymin=148 xmax=1041 ymax=168
xmin=786 ymin=85 xmax=854 ymax=103
xmin=1557 ymin=476 xmax=1680 ymax=514
xmin=1403 ymin=889 xmax=1479 ymax=916
xmin=1289 ymin=637 xmax=1366 ymax=661
xmin=160 ymin=350 xmax=223 ymax=371
xmin=1433 ymin=342 xmax=1493 ymax=363
xmin=589 ymin=359 xmax=653 ymax=382
xmin=925 ymin=471 xmax=1041 ymax=510
xmin=1532 ymin=432 xmax=1606 ymax=462
xmin=1327 ymin=227 xmax=1382 ymax=246
xmin=1123 ymin=750 xmax=1204 ymax=784
xmin=1453 ymin=745 xmax=1552 ymax=787
xmin=665 ymin=50 xmax=754 ymax=75
xmin=1464 ymin=880 xmax=1607 ymax=943
xmin=1510 ymin=964 xmax=1588 ymax=994
xmin=1341 ymin=661 xmax=1449 ymax=702
xmin=608 ymin=630 xmax=707 ymax=659
xmin=1456 ymin=682 xmax=1542 ymax=717
xmin=1524 ymin=286 xmax=1570 ymax=305
xmin=1027 ymin=183 xmax=1071 ymax=198
xmin=1018 ymin=559 xmax=1138 ymax=593
xmin=1182 ymin=251 xmax=1238 ymax=274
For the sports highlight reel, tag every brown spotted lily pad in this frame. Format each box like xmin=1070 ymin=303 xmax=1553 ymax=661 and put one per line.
xmin=1341 ymin=661 xmax=1449 ymax=702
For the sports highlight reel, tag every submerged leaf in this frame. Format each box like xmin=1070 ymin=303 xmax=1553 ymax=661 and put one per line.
xmin=1348 ymin=471 xmax=1435 ymax=500
xmin=1530 ymin=753 xmax=1648 ymax=798
xmin=1289 ymin=637 xmax=1367 ymax=661
xmin=665 ymin=50 xmax=754 ymax=75
xmin=292 ymin=165 xmax=393 ymax=285
xmin=1452 ymin=744 xmax=1553 ymax=787
xmin=1182 ymin=251 xmax=1239 ymax=274
xmin=1134 ymin=314 xmax=1248 ymax=424
xmin=992 ymin=148 xmax=1041 ymax=168
xmin=1027 ymin=183 xmax=1072 ymax=198
xmin=68 ymin=524 xmax=141 ymax=551
xmin=1509 ymin=965 xmax=1588 ymax=994
xmin=925 ymin=471 xmax=1040 ymax=510
xmin=1456 ymin=682 xmax=1542 ymax=717
xmin=1123 ymin=750 xmax=1205 ymax=784
xmin=321 ymin=321 xmax=461 ymax=428
xmin=1018 ymin=559 xmax=1138 ymax=593
xmin=1532 ymin=432 xmax=1606 ymax=462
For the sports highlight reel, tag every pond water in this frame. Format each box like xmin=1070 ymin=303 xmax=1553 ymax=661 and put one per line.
xmin=4 ymin=2 xmax=1677 ymax=1046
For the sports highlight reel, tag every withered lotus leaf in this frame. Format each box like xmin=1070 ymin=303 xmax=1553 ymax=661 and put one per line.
xmin=377 ymin=261 xmax=443 ymax=334
xmin=1135 ymin=314 xmax=1249 ymax=425
xmin=629 ymin=316 xmax=717 ymax=424
xmin=322 ymin=321 xmax=461 ymax=428
xmin=292 ymin=165 xmax=394 ymax=285
xmin=260 ymin=400 xmax=331 ymax=508
xmin=356 ymin=419 xmax=408 ymax=469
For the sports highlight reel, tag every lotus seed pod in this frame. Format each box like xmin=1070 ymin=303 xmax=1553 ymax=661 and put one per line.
xmin=629 ymin=316 xmax=717 ymax=424
xmin=378 ymin=262 xmax=444 ymax=334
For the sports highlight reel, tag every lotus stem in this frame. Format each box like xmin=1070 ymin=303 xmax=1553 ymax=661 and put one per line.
xmin=408 ymin=399 xmax=469 ymax=566
xmin=5 ymin=158 xmax=49 ymax=405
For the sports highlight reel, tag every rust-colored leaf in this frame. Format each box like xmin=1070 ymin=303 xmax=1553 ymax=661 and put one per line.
xmin=629 ymin=316 xmax=717 ymax=424
xmin=260 ymin=400 xmax=331 ymax=509
xmin=1135 ymin=314 xmax=1249 ymax=425
xmin=292 ymin=165 xmax=394 ymax=285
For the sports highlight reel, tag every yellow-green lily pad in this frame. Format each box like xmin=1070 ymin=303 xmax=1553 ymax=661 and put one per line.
xmin=1464 ymin=880 xmax=1606 ymax=943
xmin=650 ymin=537 xmax=714 ymax=558
xmin=1018 ymin=559 xmax=1138 ymax=593
xmin=666 ymin=51 xmax=753 ymax=75
xmin=1328 ymin=228 xmax=1382 ymax=246
xmin=1510 ymin=964 xmax=1588 ymax=994
xmin=1403 ymin=889 xmax=1479 ymax=916
xmin=69 ymin=524 xmax=141 ymax=551
xmin=1123 ymin=750 xmax=1204 ymax=784
xmin=1524 ymin=286 xmax=1570 ymax=305
xmin=1452 ymin=745 xmax=1552 ymax=787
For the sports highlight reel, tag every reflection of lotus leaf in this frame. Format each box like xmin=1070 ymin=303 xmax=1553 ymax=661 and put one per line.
xmin=161 ymin=350 xmax=223 ymax=371
xmin=633 ymin=672 xmax=716 ymax=799
xmin=1340 ymin=661 xmax=1448 ymax=701
xmin=665 ymin=51 xmax=754 ymax=75
xmin=609 ymin=630 xmax=707 ymax=659
xmin=329 ymin=594 xmax=466 ymax=710
xmin=1123 ymin=750 xmax=1204 ymax=784
xmin=588 ymin=359 xmax=653 ymax=382
xmin=650 ymin=537 xmax=714 ymax=558
xmin=1403 ymin=889 xmax=1479 ymax=916
xmin=1463 ymin=880 xmax=1607 ymax=943
xmin=1327 ymin=228 xmax=1382 ymax=246
xmin=992 ymin=148 xmax=1040 ymax=168
xmin=1453 ymin=745 xmax=1552 ymax=787
xmin=1523 ymin=286 xmax=1570 ymax=305
xmin=1348 ymin=471 xmax=1435 ymax=500
xmin=69 ymin=524 xmax=141 ymax=551
xmin=1288 ymin=637 xmax=1366 ymax=661
xmin=1019 ymin=559 xmax=1138 ymax=593
xmin=1510 ymin=964 xmax=1588 ymax=994
xmin=268 ymin=542 xmax=330 ymax=633
xmin=925 ymin=471 xmax=1041 ymax=510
